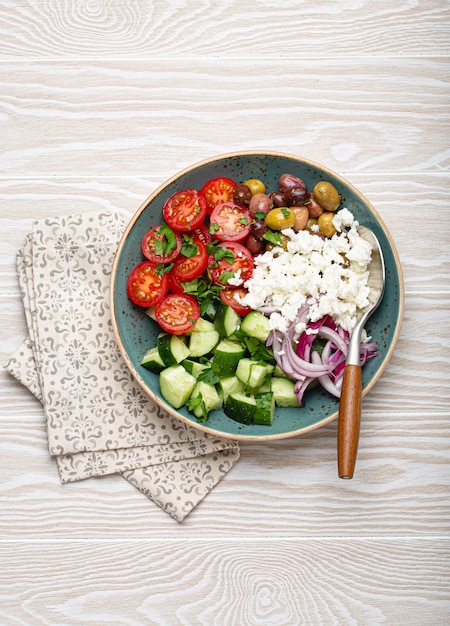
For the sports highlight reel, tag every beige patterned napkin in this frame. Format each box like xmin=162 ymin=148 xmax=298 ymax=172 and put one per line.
xmin=4 ymin=212 xmax=239 ymax=521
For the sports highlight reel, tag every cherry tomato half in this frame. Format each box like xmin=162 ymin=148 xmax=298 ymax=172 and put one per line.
xmin=163 ymin=189 xmax=207 ymax=233
xmin=127 ymin=262 xmax=169 ymax=308
xmin=168 ymin=269 xmax=186 ymax=294
xmin=200 ymin=177 xmax=238 ymax=213
xmin=173 ymin=240 xmax=208 ymax=282
xmin=141 ymin=224 xmax=182 ymax=264
xmin=155 ymin=293 xmax=200 ymax=335
xmin=209 ymin=201 xmax=251 ymax=243
xmin=208 ymin=241 xmax=254 ymax=287
xmin=220 ymin=286 xmax=253 ymax=316
xmin=190 ymin=222 xmax=213 ymax=246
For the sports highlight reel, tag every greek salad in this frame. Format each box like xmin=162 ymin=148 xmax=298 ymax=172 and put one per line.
xmin=126 ymin=173 xmax=378 ymax=425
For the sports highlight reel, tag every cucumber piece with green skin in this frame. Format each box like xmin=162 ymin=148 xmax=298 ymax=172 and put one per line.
xmin=219 ymin=376 xmax=244 ymax=402
xmin=157 ymin=333 xmax=190 ymax=367
xmin=224 ymin=392 xmax=256 ymax=425
xmin=240 ymin=311 xmax=271 ymax=343
xmin=182 ymin=359 xmax=209 ymax=379
xmin=254 ymin=392 xmax=275 ymax=425
xmin=140 ymin=347 xmax=166 ymax=373
xmin=271 ymin=377 xmax=299 ymax=407
xmin=189 ymin=381 xmax=222 ymax=419
xmin=187 ymin=317 xmax=216 ymax=334
xmin=159 ymin=365 xmax=197 ymax=409
xmin=214 ymin=303 xmax=241 ymax=338
xmin=188 ymin=329 xmax=220 ymax=358
xmin=248 ymin=379 xmax=272 ymax=395
xmin=235 ymin=358 xmax=273 ymax=389
xmin=213 ymin=339 xmax=246 ymax=377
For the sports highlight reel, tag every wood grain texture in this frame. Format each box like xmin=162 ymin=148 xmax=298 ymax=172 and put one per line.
xmin=1 ymin=0 xmax=449 ymax=622
xmin=0 ymin=58 xmax=448 ymax=176
xmin=0 ymin=0 xmax=449 ymax=58
xmin=0 ymin=540 xmax=449 ymax=625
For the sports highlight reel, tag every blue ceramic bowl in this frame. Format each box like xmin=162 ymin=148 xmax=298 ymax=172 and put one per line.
xmin=110 ymin=151 xmax=404 ymax=441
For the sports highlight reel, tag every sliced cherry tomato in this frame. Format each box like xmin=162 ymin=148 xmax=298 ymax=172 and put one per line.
xmin=168 ymin=269 xmax=186 ymax=294
xmin=173 ymin=240 xmax=208 ymax=282
xmin=127 ymin=262 xmax=169 ymax=308
xmin=163 ymin=189 xmax=207 ymax=233
xmin=155 ymin=294 xmax=200 ymax=335
xmin=141 ymin=223 xmax=182 ymax=264
xmin=210 ymin=201 xmax=251 ymax=243
xmin=208 ymin=241 xmax=254 ymax=287
xmin=220 ymin=286 xmax=253 ymax=316
xmin=200 ymin=177 xmax=238 ymax=213
xmin=190 ymin=222 xmax=213 ymax=246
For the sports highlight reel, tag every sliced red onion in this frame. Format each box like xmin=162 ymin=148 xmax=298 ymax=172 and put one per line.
xmin=265 ymin=307 xmax=379 ymax=402
xmin=317 ymin=325 xmax=349 ymax=355
xmin=311 ymin=351 xmax=341 ymax=398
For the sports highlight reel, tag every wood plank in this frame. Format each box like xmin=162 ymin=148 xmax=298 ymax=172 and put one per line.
xmin=0 ymin=58 xmax=448 ymax=176
xmin=0 ymin=1 xmax=449 ymax=57
xmin=0 ymin=540 xmax=448 ymax=624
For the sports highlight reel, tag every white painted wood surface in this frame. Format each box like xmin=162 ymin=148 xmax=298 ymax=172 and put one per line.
xmin=1 ymin=1 xmax=449 ymax=624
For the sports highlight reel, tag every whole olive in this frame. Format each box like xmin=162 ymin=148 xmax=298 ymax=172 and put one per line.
xmin=233 ymin=184 xmax=252 ymax=205
xmin=266 ymin=233 xmax=289 ymax=251
xmin=265 ymin=207 xmax=296 ymax=231
xmin=285 ymin=186 xmax=309 ymax=206
xmin=250 ymin=219 xmax=268 ymax=240
xmin=243 ymin=178 xmax=266 ymax=196
xmin=307 ymin=193 xmax=324 ymax=218
xmin=269 ymin=191 xmax=289 ymax=207
xmin=279 ymin=173 xmax=307 ymax=193
xmin=318 ymin=212 xmax=337 ymax=238
xmin=249 ymin=192 xmax=272 ymax=215
xmin=245 ymin=234 xmax=265 ymax=256
xmin=291 ymin=206 xmax=309 ymax=231
xmin=313 ymin=181 xmax=341 ymax=212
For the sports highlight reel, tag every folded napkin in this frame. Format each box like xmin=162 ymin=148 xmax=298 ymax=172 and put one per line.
xmin=4 ymin=212 xmax=239 ymax=521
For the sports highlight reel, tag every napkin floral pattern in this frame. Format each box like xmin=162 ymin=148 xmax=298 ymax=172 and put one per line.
xmin=4 ymin=212 xmax=239 ymax=521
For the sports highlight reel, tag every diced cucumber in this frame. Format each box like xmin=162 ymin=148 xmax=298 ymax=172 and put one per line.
xmin=188 ymin=330 xmax=220 ymax=357
xmin=254 ymin=392 xmax=275 ymax=425
xmin=182 ymin=359 xmax=209 ymax=379
xmin=213 ymin=339 xmax=246 ymax=377
xmin=215 ymin=303 xmax=241 ymax=338
xmin=240 ymin=311 xmax=270 ymax=343
xmin=188 ymin=317 xmax=216 ymax=334
xmin=145 ymin=307 xmax=157 ymax=321
xmin=224 ymin=392 xmax=256 ymax=424
xmin=188 ymin=381 xmax=222 ymax=419
xmin=249 ymin=379 xmax=272 ymax=395
xmin=159 ymin=365 xmax=197 ymax=409
xmin=140 ymin=346 xmax=166 ymax=373
xmin=157 ymin=333 xmax=190 ymax=367
xmin=219 ymin=376 xmax=244 ymax=401
xmin=271 ymin=377 xmax=299 ymax=407
xmin=236 ymin=358 xmax=272 ymax=389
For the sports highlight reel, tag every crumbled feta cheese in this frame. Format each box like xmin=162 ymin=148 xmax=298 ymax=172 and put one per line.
xmin=242 ymin=208 xmax=373 ymax=333
xmin=227 ymin=268 xmax=244 ymax=287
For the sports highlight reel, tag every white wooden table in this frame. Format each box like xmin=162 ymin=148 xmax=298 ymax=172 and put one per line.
xmin=1 ymin=2 xmax=449 ymax=624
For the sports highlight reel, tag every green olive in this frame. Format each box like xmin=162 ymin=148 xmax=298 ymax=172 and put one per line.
xmin=265 ymin=233 xmax=289 ymax=252
xmin=313 ymin=181 xmax=341 ymax=211
xmin=318 ymin=212 xmax=337 ymax=238
xmin=265 ymin=207 xmax=296 ymax=231
xmin=243 ymin=178 xmax=266 ymax=196
xmin=306 ymin=217 xmax=319 ymax=232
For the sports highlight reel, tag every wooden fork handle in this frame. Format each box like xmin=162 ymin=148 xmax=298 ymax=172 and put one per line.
xmin=338 ymin=364 xmax=362 ymax=479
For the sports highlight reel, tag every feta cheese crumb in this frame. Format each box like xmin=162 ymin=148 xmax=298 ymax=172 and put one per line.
xmin=241 ymin=209 xmax=373 ymax=333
